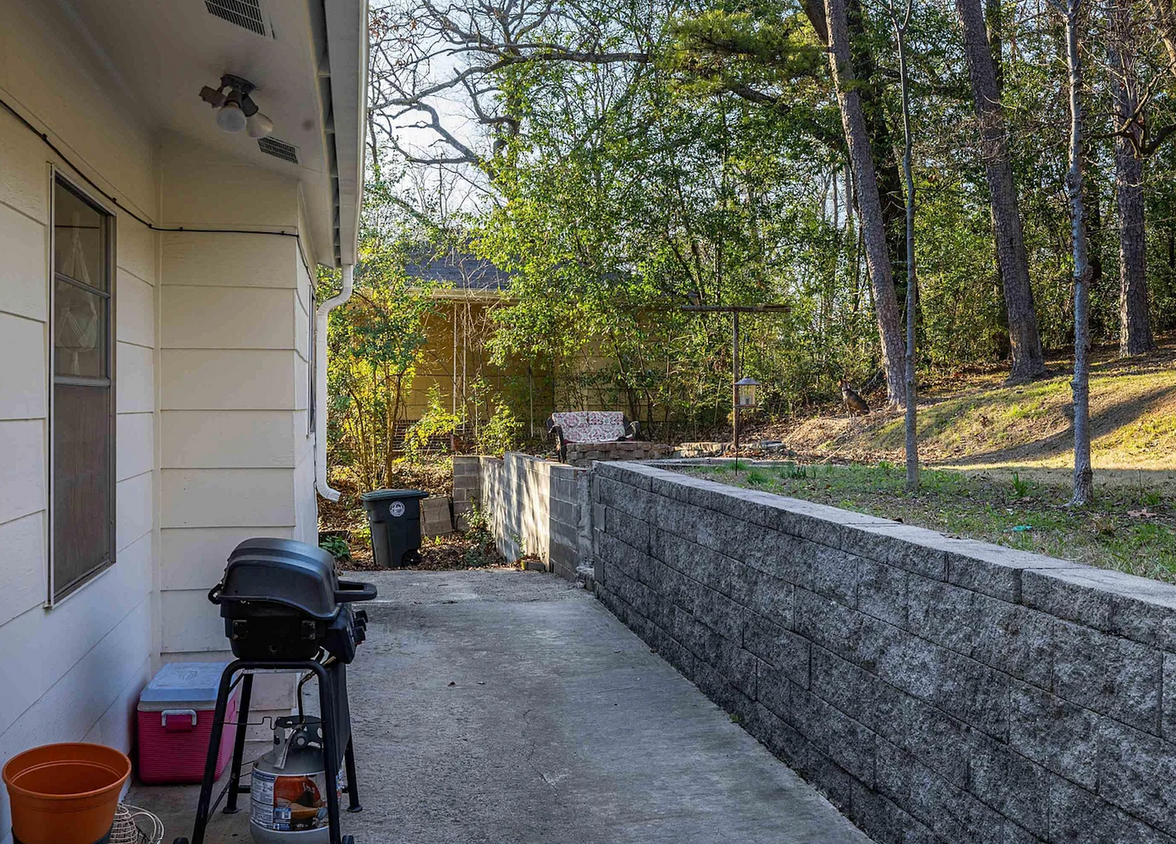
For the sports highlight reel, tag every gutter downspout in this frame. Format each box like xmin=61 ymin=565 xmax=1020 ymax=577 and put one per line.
xmin=315 ymin=263 xmax=354 ymax=502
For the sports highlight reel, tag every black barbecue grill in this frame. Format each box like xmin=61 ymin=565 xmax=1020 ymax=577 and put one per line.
xmin=175 ymin=538 xmax=377 ymax=844
xmin=211 ymin=537 xmax=375 ymax=662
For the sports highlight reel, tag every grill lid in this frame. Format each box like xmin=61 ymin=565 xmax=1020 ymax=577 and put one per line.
xmin=211 ymin=538 xmax=375 ymax=620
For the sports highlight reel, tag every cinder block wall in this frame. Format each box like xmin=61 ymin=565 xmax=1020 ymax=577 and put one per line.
xmin=592 ymin=461 xmax=1176 ymax=844
xmin=473 ymin=453 xmax=591 ymax=580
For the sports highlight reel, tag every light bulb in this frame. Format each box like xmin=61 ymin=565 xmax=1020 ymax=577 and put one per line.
xmin=246 ymin=112 xmax=274 ymax=139
xmin=216 ymin=100 xmax=247 ymax=133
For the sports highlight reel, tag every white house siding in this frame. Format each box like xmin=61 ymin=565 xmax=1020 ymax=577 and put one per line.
xmin=158 ymin=134 xmax=319 ymax=720
xmin=0 ymin=0 xmax=159 ymax=837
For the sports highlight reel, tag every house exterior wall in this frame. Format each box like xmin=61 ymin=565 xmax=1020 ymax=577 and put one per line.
xmin=0 ymin=1 xmax=158 ymax=837
xmin=157 ymin=133 xmax=318 ymax=721
xmin=0 ymin=0 xmax=327 ymax=811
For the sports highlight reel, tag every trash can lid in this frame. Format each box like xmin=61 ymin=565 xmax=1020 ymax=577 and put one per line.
xmin=360 ymin=488 xmax=430 ymax=502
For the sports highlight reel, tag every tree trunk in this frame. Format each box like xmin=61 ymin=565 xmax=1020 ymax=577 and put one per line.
xmin=825 ymin=0 xmax=906 ymax=404
xmin=956 ymin=0 xmax=1048 ymax=382
xmin=1064 ymin=0 xmax=1094 ymax=506
xmin=894 ymin=4 xmax=919 ymax=492
xmin=1110 ymin=0 xmax=1156 ymax=356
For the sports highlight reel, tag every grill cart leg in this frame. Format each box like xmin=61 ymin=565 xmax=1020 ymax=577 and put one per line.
xmin=189 ymin=661 xmax=238 ymax=844
xmin=344 ymin=734 xmax=362 ymax=812
xmin=223 ymin=672 xmax=253 ymax=814
xmin=312 ymin=661 xmax=345 ymax=844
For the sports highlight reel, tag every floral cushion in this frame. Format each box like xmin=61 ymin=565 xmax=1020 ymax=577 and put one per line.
xmin=551 ymin=411 xmax=627 ymax=443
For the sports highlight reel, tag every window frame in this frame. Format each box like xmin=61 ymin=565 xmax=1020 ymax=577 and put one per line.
xmin=47 ymin=169 xmax=117 ymax=606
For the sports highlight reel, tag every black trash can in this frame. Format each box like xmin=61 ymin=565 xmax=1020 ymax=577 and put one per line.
xmin=361 ymin=489 xmax=429 ymax=568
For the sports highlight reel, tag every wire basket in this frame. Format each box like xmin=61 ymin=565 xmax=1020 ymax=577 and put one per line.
xmin=110 ymin=804 xmax=164 ymax=844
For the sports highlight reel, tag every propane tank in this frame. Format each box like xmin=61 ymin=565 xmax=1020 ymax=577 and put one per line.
xmin=249 ymin=717 xmax=342 ymax=843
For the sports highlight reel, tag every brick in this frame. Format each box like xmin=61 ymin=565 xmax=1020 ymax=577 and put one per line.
xmin=744 ymin=615 xmax=809 ymax=686
xmin=1051 ymin=619 xmax=1162 ymax=735
xmin=1009 ymin=684 xmax=1099 ymax=788
xmin=747 ymin=701 xmax=805 ymax=764
xmin=1096 ymin=718 xmax=1176 ymax=833
xmin=969 ymin=735 xmax=1050 ymax=839
xmin=596 ymin=531 xmax=646 ymax=579
xmin=593 ymin=461 xmax=655 ymax=490
xmin=1049 ymin=776 xmax=1176 ymax=844
xmin=644 ymin=557 xmax=700 ymax=614
xmin=596 ymin=476 xmax=654 ymax=522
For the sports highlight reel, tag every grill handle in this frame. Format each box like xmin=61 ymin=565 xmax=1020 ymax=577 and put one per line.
xmin=207 ymin=582 xmax=223 ymax=605
xmin=334 ymin=580 xmax=377 ymax=603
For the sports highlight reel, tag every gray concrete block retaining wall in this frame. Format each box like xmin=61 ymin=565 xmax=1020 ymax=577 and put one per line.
xmin=592 ymin=461 xmax=1176 ymax=844
xmin=464 ymin=453 xmax=591 ymax=580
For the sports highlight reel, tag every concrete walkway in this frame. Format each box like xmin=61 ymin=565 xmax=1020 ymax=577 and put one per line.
xmin=135 ymin=570 xmax=871 ymax=844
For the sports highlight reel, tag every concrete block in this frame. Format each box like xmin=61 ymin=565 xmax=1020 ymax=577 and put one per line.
xmin=693 ymin=660 xmax=756 ymax=721
xmin=756 ymin=663 xmax=794 ymax=722
xmin=908 ymin=575 xmax=980 ymax=654
xmin=840 ymin=522 xmax=949 ymax=580
xmin=420 ymin=496 xmax=454 ymax=538
xmin=968 ymin=736 xmax=1051 ymax=840
xmin=810 ymin=647 xmax=889 ymax=732
xmin=593 ymin=461 xmax=655 ymax=490
xmin=790 ymin=686 xmax=877 ymax=787
xmin=808 ymin=548 xmax=862 ymax=608
xmin=1023 ymin=566 xmax=1176 ymax=651
xmin=971 ymin=601 xmax=1055 ymax=690
xmin=1165 ymin=654 xmax=1176 ymax=742
xmin=1048 ymin=776 xmax=1176 ymax=844
xmin=739 ymin=527 xmax=820 ymax=585
xmin=691 ymin=585 xmax=747 ymax=644
xmin=905 ymin=760 xmax=1006 ymax=844
xmin=896 ymin=695 xmax=972 ymax=789
xmin=745 ymin=569 xmax=795 ymax=628
xmin=744 ymin=615 xmax=809 ymax=687
xmin=596 ymin=476 xmax=654 ymax=522
xmin=1009 ymin=683 xmax=1099 ymax=788
xmin=1096 ymin=718 xmax=1176 ymax=833
xmin=604 ymin=505 xmax=650 ymax=554
xmin=944 ymin=540 xmax=1072 ymax=604
xmin=1051 ymin=618 xmax=1162 ymax=735
xmin=857 ymin=559 xmax=908 ymax=628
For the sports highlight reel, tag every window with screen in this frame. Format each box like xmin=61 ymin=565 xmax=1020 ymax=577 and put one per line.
xmin=51 ymin=177 xmax=115 ymax=601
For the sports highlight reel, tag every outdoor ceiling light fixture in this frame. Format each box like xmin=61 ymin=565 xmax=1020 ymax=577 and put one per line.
xmin=199 ymin=74 xmax=273 ymax=139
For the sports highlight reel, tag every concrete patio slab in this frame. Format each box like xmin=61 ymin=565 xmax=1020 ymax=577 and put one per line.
xmin=130 ymin=569 xmax=871 ymax=844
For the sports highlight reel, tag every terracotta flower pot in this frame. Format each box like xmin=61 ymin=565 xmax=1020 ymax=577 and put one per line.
xmin=3 ymin=742 xmax=131 ymax=844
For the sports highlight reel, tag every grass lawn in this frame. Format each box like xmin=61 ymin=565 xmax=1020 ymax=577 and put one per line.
xmin=682 ymin=461 xmax=1176 ymax=583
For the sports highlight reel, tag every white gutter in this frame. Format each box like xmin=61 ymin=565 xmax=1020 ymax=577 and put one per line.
xmin=315 ymin=263 xmax=354 ymax=502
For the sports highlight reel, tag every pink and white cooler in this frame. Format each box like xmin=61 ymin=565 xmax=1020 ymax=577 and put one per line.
xmin=137 ymin=662 xmax=240 ymax=784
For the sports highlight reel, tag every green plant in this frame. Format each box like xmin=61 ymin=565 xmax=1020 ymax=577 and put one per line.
xmin=404 ymin=386 xmax=464 ymax=460
xmin=746 ymin=468 xmax=770 ymax=486
xmin=319 ymin=535 xmax=351 ymax=562
xmin=476 ymin=401 xmax=523 ymax=455
xmin=1012 ymin=472 xmax=1031 ymax=498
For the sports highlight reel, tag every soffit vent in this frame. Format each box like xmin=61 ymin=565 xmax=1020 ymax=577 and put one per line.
xmin=205 ymin=0 xmax=270 ymax=37
xmin=258 ymin=137 xmax=299 ymax=164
